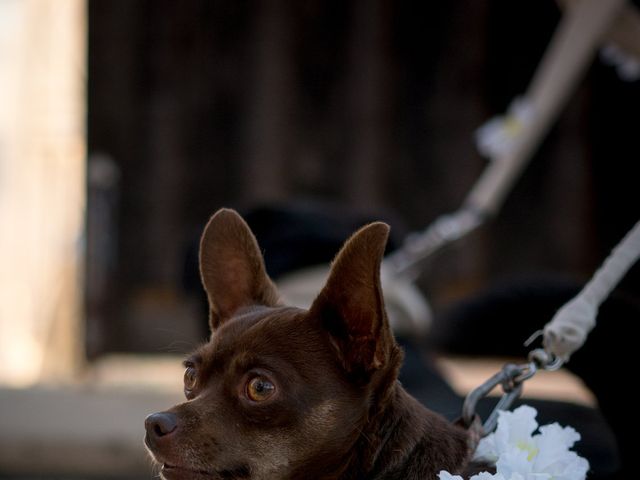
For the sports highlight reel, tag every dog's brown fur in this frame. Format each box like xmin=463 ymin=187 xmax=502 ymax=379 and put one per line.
xmin=145 ymin=208 xmax=473 ymax=480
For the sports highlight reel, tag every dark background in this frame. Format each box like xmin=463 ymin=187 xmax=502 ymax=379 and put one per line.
xmin=86 ymin=0 xmax=639 ymax=358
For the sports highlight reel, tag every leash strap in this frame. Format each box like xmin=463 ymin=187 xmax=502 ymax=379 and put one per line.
xmin=542 ymin=219 xmax=640 ymax=361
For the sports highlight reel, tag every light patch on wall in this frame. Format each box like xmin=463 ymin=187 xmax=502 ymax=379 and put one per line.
xmin=0 ymin=0 xmax=86 ymax=386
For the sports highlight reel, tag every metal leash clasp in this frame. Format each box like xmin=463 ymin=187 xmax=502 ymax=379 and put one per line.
xmin=459 ymin=331 xmax=566 ymax=438
xmin=461 ymin=361 xmax=537 ymax=436
xmin=524 ymin=330 xmax=565 ymax=372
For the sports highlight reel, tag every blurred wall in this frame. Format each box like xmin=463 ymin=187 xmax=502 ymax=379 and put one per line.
xmin=87 ymin=0 xmax=639 ymax=356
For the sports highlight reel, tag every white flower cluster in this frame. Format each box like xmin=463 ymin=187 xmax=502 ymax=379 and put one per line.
xmin=600 ymin=43 xmax=640 ymax=82
xmin=439 ymin=405 xmax=589 ymax=480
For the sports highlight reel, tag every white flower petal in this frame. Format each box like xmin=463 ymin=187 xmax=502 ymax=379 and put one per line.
xmin=538 ymin=423 xmax=580 ymax=448
xmin=438 ymin=471 xmax=464 ymax=480
xmin=533 ymin=423 xmax=582 ymax=472
xmin=544 ymin=453 xmax=590 ymax=480
xmin=474 ymin=433 xmax=499 ymax=462
xmin=496 ymin=446 xmax=533 ymax=478
xmin=470 ymin=472 xmax=505 ymax=480
xmin=502 ymin=406 xmax=538 ymax=442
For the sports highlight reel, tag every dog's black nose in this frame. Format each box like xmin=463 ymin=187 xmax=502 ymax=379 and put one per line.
xmin=145 ymin=412 xmax=178 ymax=438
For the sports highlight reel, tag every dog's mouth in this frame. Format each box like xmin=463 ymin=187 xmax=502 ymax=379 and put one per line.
xmin=146 ymin=440 xmax=250 ymax=479
xmin=161 ymin=464 xmax=211 ymax=479
xmin=162 ymin=463 xmax=250 ymax=479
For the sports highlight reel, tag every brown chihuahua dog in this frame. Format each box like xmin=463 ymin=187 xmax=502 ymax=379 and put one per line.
xmin=145 ymin=208 xmax=473 ymax=479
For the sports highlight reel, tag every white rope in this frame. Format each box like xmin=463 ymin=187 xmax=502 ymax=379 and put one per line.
xmin=388 ymin=0 xmax=628 ymax=281
xmin=467 ymin=0 xmax=626 ymax=216
xmin=543 ymin=220 xmax=640 ymax=361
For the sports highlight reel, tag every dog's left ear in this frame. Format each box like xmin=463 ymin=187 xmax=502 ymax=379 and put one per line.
xmin=309 ymin=222 xmax=393 ymax=377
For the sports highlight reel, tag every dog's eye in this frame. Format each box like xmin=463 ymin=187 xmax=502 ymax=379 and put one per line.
xmin=183 ymin=365 xmax=198 ymax=397
xmin=246 ymin=376 xmax=276 ymax=402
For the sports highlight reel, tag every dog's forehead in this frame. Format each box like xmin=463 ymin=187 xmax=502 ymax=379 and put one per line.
xmin=203 ymin=305 xmax=312 ymax=360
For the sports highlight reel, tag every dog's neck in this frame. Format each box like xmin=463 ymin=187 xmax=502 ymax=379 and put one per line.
xmin=287 ymin=350 xmax=471 ymax=480
xmin=289 ymin=378 xmax=472 ymax=479
xmin=360 ymin=384 xmax=471 ymax=479
xmin=328 ymin=372 xmax=471 ymax=480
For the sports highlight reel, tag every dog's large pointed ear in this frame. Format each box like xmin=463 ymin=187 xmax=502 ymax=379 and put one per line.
xmin=309 ymin=222 xmax=394 ymax=377
xmin=199 ymin=208 xmax=279 ymax=330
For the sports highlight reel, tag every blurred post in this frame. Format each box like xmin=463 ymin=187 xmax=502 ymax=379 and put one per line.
xmin=0 ymin=0 xmax=86 ymax=385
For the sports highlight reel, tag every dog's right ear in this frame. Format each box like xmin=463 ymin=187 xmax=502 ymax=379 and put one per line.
xmin=199 ymin=208 xmax=279 ymax=330
xmin=309 ymin=222 xmax=394 ymax=379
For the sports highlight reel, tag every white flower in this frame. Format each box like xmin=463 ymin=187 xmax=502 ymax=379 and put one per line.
xmin=440 ymin=405 xmax=589 ymax=480
xmin=474 ymin=97 xmax=535 ymax=159
xmin=474 ymin=405 xmax=539 ymax=464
